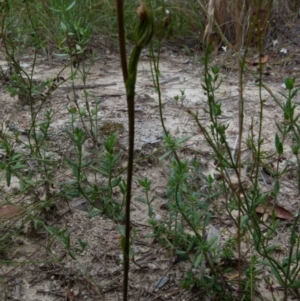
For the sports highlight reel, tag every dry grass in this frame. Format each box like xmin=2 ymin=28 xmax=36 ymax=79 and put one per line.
xmin=200 ymin=0 xmax=299 ymax=51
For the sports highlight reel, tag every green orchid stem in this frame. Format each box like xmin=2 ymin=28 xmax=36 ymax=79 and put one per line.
xmin=115 ymin=1 xmax=153 ymax=300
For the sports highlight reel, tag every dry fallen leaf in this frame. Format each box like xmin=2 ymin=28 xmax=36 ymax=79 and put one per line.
xmin=259 ymin=54 xmax=269 ymax=64
xmin=246 ymin=54 xmax=269 ymax=66
xmin=0 ymin=205 xmax=24 ymax=220
xmin=226 ymin=273 xmax=240 ymax=281
xmin=256 ymin=202 xmax=293 ymax=221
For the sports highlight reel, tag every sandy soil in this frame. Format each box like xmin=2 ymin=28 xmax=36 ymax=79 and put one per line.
xmin=0 ymin=44 xmax=300 ymax=301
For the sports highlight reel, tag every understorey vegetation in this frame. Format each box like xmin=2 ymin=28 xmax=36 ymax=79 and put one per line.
xmin=0 ymin=0 xmax=300 ymax=300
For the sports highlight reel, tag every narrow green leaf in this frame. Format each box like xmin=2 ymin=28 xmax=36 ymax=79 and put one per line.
xmin=135 ymin=197 xmax=146 ymax=204
xmin=82 ymin=160 xmax=93 ymax=168
xmin=117 ymin=224 xmax=125 ymax=237
xmin=288 ymin=281 xmax=300 ymax=289
xmin=274 ymin=178 xmax=280 ymax=195
xmin=12 ymin=164 xmax=27 ymax=170
xmin=69 ymin=250 xmax=77 ymax=260
xmin=159 ymin=150 xmax=172 ymax=160
xmin=266 ymin=244 xmax=280 ymax=253
xmin=176 ymin=136 xmax=191 ymax=144
xmin=194 ymin=253 xmax=203 ymax=268
xmin=11 ymin=153 xmax=23 ymax=160
xmin=275 ymin=134 xmax=283 ymax=154
xmin=66 ymin=0 xmax=76 ymax=11
xmin=87 ymin=208 xmax=102 ymax=218
xmin=6 ymin=169 xmax=11 ymax=187
xmin=78 ymin=238 xmax=88 ymax=251
xmin=271 ymin=266 xmax=284 ymax=286
xmin=111 ymin=177 xmax=122 ymax=187
xmin=60 ymin=21 xmax=67 ymax=31
xmin=240 ymin=214 xmax=249 ymax=227
xmin=220 ymin=159 xmax=231 ymax=168
xmin=206 ymin=236 xmax=218 ymax=250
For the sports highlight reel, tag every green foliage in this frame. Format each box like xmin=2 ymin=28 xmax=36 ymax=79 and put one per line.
xmin=136 ymin=177 xmax=155 ymax=218
xmin=174 ymin=89 xmax=186 ymax=106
